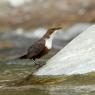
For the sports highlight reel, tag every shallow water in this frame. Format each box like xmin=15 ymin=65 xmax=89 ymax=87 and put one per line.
xmin=0 ymin=62 xmax=95 ymax=95
xmin=0 ymin=54 xmax=95 ymax=95
xmin=0 ymin=85 xmax=95 ymax=95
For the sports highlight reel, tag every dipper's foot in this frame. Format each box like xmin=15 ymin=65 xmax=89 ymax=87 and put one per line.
xmin=36 ymin=63 xmax=45 ymax=69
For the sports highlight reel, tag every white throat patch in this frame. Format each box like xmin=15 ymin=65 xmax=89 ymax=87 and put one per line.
xmin=45 ymin=31 xmax=57 ymax=49
xmin=45 ymin=38 xmax=53 ymax=49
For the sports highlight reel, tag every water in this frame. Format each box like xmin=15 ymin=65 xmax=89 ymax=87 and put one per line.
xmin=0 ymin=85 xmax=95 ymax=95
xmin=0 ymin=62 xmax=95 ymax=95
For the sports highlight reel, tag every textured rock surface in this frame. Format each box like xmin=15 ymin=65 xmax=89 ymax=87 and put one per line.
xmin=34 ymin=25 xmax=95 ymax=75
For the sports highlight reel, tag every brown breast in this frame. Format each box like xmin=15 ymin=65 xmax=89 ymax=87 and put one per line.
xmin=33 ymin=47 xmax=50 ymax=59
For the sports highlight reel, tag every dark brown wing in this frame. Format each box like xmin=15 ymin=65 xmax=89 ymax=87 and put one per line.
xmin=18 ymin=54 xmax=27 ymax=59
xmin=18 ymin=38 xmax=45 ymax=59
xmin=27 ymin=38 xmax=45 ymax=59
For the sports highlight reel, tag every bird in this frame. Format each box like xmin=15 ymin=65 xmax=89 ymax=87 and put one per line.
xmin=18 ymin=27 xmax=62 ymax=67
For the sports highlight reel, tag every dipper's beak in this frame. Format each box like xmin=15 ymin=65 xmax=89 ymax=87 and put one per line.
xmin=50 ymin=27 xmax=62 ymax=30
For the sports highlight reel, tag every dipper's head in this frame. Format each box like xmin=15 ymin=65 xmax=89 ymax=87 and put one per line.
xmin=43 ymin=27 xmax=62 ymax=39
xmin=43 ymin=27 xmax=62 ymax=49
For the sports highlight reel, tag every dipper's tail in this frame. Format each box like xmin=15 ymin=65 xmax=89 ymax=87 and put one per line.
xmin=18 ymin=54 xmax=27 ymax=59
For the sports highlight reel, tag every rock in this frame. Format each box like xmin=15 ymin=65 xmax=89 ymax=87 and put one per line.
xmin=34 ymin=25 xmax=95 ymax=75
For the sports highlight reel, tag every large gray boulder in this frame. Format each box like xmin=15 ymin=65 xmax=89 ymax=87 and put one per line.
xmin=34 ymin=25 xmax=95 ymax=75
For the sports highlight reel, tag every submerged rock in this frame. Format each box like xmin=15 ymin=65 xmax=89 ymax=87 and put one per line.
xmin=34 ymin=25 xmax=95 ymax=75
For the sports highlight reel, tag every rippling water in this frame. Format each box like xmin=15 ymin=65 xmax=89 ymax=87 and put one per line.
xmin=0 ymin=84 xmax=95 ymax=95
